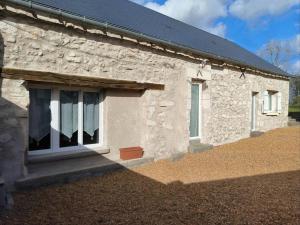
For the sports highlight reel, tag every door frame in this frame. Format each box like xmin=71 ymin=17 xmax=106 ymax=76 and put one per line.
xmin=189 ymin=82 xmax=202 ymax=140
xmin=251 ymin=92 xmax=258 ymax=131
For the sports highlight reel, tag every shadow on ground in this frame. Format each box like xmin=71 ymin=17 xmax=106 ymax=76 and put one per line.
xmin=0 ymin=168 xmax=299 ymax=225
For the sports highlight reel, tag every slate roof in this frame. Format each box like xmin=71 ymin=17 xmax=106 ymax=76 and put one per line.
xmin=8 ymin=0 xmax=289 ymax=76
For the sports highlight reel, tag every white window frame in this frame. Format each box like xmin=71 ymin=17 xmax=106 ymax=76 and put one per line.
xmin=263 ymin=90 xmax=281 ymax=115
xmin=189 ymin=82 xmax=202 ymax=140
xmin=28 ymin=85 xmax=104 ymax=155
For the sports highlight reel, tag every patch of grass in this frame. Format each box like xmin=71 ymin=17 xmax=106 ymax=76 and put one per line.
xmin=289 ymin=105 xmax=300 ymax=113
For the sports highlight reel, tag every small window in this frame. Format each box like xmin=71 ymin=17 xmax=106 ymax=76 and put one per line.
xmin=262 ymin=90 xmax=282 ymax=114
xmin=29 ymin=87 xmax=103 ymax=153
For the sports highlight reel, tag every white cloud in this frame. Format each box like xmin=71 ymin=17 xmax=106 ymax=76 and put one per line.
xmin=130 ymin=0 xmax=299 ymax=39
xmin=229 ymin=0 xmax=299 ymax=20
xmin=131 ymin=0 xmax=228 ymax=37
xmin=205 ymin=22 xmax=227 ymax=37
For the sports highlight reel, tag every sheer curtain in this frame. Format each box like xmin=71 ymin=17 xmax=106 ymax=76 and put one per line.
xmin=29 ymin=88 xmax=51 ymax=144
xmin=60 ymin=91 xmax=78 ymax=141
xmin=83 ymin=92 xmax=99 ymax=140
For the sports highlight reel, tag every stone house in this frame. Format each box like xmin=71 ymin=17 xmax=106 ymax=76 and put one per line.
xmin=0 ymin=0 xmax=290 ymax=191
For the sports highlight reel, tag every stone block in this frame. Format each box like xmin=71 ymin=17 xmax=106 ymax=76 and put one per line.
xmin=0 ymin=133 xmax=12 ymax=144
xmin=4 ymin=118 xmax=18 ymax=127
xmin=250 ymin=131 xmax=264 ymax=137
xmin=168 ymin=152 xmax=185 ymax=162
xmin=189 ymin=142 xmax=214 ymax=153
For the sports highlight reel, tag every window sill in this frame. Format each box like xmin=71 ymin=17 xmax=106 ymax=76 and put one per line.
xmin=27 ymin=147 xmax=110 ymax=164
xmin=265 ymin=112 xmax=280 ymax=116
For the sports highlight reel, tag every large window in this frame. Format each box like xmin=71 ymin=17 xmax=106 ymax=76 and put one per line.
xmin=29 ymin=87 xmax=103 ymax=154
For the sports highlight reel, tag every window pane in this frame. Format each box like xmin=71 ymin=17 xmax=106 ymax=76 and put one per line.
xmin=268 ymin=94 xmax=272 ymax=111
xmin=29 ymin=88 xmax=51 ymax=151
xmin=189 ymin=84 xmax=199 ymax=137
xmin=60 ymin=91 xmax=78 ymax=147
xmin=83 ymin=92 xmax=100 ymax=145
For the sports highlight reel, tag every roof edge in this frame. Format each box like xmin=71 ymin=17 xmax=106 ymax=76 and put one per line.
xmin=2 ymin=0 xmax=291 ymax=78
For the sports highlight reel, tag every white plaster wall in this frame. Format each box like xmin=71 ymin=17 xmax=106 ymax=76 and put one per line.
xmin=105 ymin=89 xmax=143 ymax=157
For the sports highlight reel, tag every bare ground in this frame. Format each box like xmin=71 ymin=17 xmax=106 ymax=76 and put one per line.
xmin=1 ymin=126 xmax=300 ymax=225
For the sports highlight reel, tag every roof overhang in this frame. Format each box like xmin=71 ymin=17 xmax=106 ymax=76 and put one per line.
xmin=1 ymin=68 xmax=165 ymax=90
xmin=1 ymin=0 xmax=291 ymax=79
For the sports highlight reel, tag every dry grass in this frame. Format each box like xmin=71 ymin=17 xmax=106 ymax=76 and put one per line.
xmin=1 ymin=127 xmax=300 ymax=225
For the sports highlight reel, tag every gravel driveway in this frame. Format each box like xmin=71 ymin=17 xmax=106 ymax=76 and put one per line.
xmin=1 ymin=127 xmax=300 ymax=225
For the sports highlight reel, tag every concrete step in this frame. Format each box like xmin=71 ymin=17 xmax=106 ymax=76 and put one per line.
xmin=250 ymin=131 xmax=264 ymax=137
xmin=16 ymin=155 xmax=154 ymax=190
xmin=27 ymin=147 xmax=110 ymax=164
xmin=189 ymin=141 xmax=213 ymax=153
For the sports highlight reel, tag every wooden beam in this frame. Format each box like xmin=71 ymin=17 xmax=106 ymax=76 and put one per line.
xmin=191 ymin=78 xmax=205 ymax=82
xmin=1 ymin=68 xmax=164 ymax=90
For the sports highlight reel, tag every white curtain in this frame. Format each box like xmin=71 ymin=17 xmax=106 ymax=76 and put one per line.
xmin=60 ymin=91 xmax=78 ymax=140
xmin=29 ymin=89 xmax=51 ymax=142
xmin=83 ymin=92 xmax=99 ymax=139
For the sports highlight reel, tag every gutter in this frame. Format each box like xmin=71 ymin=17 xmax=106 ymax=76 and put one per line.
xmin=3 ymin=0 xmax=290 ymax=78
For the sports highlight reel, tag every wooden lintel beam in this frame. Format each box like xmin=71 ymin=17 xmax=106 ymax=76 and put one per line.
xmin=1 ymin=68 xmax=164 ymax=90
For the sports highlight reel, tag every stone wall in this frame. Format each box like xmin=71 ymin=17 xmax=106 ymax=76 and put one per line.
xmin=0 ymin=9 xmax=192 ymax=177
xmin=0 ymin=7 xmax=289 ymax=186
xmin=185 ymin=65 xmax=289 ymax=146
xmin=204 ymin=68 xmax=289 ymax=145
xmin=0 ymin=78 xmax=28 ymax=186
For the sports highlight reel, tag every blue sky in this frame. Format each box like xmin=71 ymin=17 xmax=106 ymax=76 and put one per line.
xmin=131 ymin=0 xmax=300 ymax=75
xmin=220 ymin=4 xmax=299 ymax=52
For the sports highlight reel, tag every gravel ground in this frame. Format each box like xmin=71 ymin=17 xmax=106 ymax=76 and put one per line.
xmin=1 ymin=126 xmax=300 ymax=225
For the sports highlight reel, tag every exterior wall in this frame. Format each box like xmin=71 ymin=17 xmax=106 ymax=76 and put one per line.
xmin=0 ymin=8 xmax=289 ymax=186
xmin=105 ymin=89 xmax=143 ymax=157
xmin=202 ymin=68 xmax=289 ymax=145
xmin=0 ymin=78 xmax=29 ymax=186
xmin=0 ymin=10 xmax=191 ymax=186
